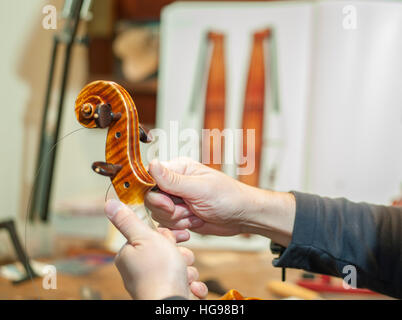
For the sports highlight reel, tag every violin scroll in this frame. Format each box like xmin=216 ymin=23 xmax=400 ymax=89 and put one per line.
xmin=74 ymin=80 xmax=156 ymax=205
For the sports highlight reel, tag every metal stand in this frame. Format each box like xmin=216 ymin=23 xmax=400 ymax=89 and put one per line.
xmin=0 ymin=219 xmax=38 ymax=284
xmin=29 ymin=0 xmax=90 ymax=222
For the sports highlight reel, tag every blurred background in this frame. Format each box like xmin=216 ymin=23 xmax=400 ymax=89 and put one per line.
xmin=0 ymin=0 xmax=401 ymax=300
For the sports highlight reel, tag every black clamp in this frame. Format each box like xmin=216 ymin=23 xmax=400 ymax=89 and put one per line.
xmin=270 ymin=241 xmax=286 ymax=281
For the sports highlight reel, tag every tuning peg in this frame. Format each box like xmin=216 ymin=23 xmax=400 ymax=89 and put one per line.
xmin=93 ymin=103 xmax=122 ymax=128
xmin=92 ymin=161 xmax=122 ymax=178
xmin=139 ymin=124 xmax=153 ymax=143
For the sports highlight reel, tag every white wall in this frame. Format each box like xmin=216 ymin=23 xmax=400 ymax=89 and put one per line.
xmin=157 ymin=1 xmax=314 ymax=192
xmin=305 ymin=1 xmax=402 ymax=204
xmin=157 ymin=0 xmax=402 ymax=206
xmin=0 ymin=0 xmax=45 ymax=220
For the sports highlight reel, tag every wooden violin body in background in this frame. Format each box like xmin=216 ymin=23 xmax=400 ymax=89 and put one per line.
xmin=74 ymin=80 xmax=155 ymax=205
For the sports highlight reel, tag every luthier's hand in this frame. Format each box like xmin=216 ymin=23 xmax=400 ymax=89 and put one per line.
xmin=145 ymin=157 xmax=296 ymax=247
xmin=105 ymin=199 xmax=208 ymax=300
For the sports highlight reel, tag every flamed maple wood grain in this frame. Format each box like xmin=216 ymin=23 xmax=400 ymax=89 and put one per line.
xmin=75 ymin=80 xmax=155 ymax=205
xmin=238 ymin=28 xmax=271 ymax=187
xmin=203 ymin=31 xmax=226 ymax=171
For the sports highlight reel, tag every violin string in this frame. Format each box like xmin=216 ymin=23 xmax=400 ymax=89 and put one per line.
xmin=144 ymin=206 xmax=158 ymax=231
xmin=23 ymin=127 xmax=85 ymax=292
xmin=104 ymin=182 xmax=113 ymax=203
xmin=103 ymin=179 xmax=157 ymax=230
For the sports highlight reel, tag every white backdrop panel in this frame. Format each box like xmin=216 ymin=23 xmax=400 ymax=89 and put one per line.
xmin=157 ymin=1 xmax=314 ymax=192
xmin=306 ymin=1 xmax=402 ymax=204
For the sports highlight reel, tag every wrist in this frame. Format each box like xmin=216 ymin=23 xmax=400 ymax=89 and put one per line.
xmin=135 ymin=281 xmax=189 ymax=300
xmin=239 ymin=187 xmax=296 ymax=247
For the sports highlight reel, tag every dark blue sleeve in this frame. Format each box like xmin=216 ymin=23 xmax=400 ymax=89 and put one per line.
xmin=273 ymin=191 xmax=402 ymax=298
xmin=163 ymin=296 xmax=187 ymax=300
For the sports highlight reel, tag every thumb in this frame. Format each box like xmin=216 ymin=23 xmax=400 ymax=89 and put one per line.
xmin=148 ymin=159 xmax=193 ymax=197
xmin=105 ymin=199 xmax=151 ymax=243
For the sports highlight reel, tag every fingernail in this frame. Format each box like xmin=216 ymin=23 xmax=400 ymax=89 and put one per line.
xmin=176 ymin=232 xmax=189 ymax=242
xmin=105 ymin=199 xmax=124 ymax=219
xmin=189 ymin=217 xmax=204 ymax=228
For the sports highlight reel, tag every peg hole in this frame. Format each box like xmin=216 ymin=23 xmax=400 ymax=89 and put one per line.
xmin=124 ymin=182 xmax=130 ymax=188
xmin=115 ymin=132 xmax=121 ymax=138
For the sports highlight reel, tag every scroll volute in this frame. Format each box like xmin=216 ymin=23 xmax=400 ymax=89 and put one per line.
xmin=74 ymin=80 xmax=155 ymax=205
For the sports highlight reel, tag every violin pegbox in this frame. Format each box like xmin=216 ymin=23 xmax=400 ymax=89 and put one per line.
xmin=74 ymin=80 xmax=156 ymax=205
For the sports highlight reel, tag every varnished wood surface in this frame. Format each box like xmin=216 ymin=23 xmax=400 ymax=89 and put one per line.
xmin=202 ymin=32 xmax=226 ymax=171
xmin=75 ymin=81 xmax=155 ymax=205
xmin=238 ymin=29 xmax=271 ymax=187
